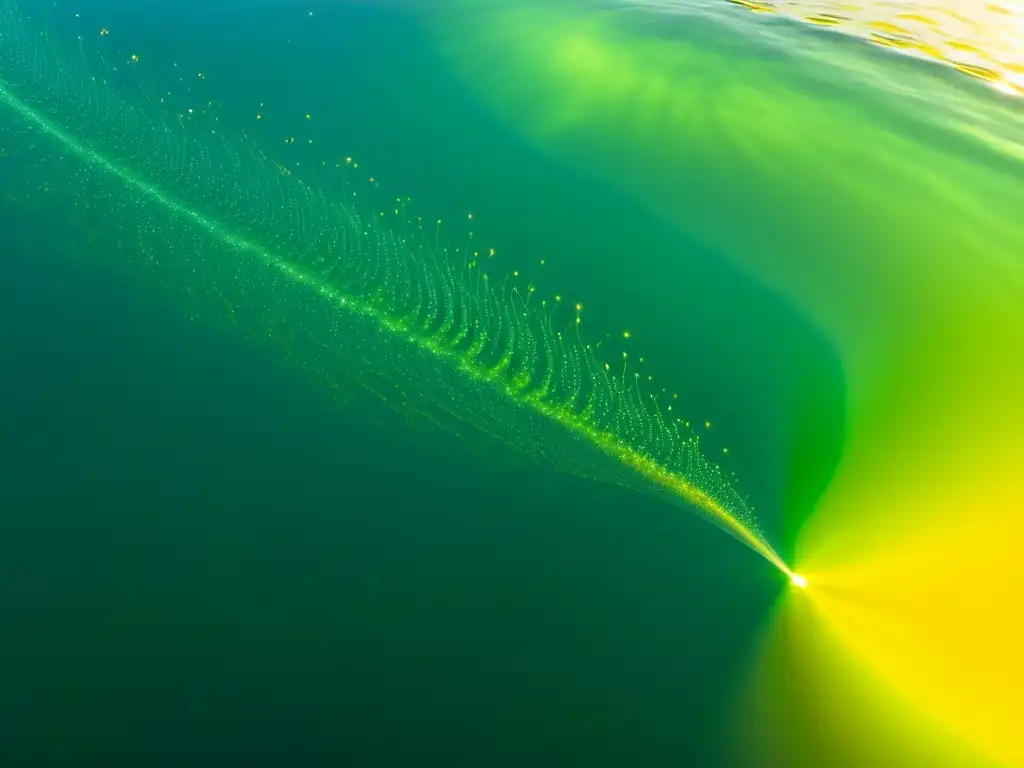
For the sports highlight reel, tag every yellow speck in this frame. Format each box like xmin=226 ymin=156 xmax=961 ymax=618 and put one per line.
xmin=705 ymin=421 xmax=711 ymax=429
xmin=623 ymin=331 xmax=631 ymax=339
xmin=305 ymin=113 xmax=311 ymax=120
xmin=576 ymin=303 xmax=582 ymax=311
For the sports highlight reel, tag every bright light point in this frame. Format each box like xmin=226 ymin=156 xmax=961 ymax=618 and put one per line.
xmin=790 ymin=573 xmax=808 ymax=589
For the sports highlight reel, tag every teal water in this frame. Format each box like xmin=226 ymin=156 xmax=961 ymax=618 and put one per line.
xmin=0 ymin=1 xmax=843 ymax=764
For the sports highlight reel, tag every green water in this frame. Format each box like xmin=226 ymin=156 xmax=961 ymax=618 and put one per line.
xmin=0 ymin=1 xmax=844 ymax=764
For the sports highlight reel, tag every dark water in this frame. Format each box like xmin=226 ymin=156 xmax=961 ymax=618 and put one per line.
xmin=0 ymin=1 xmax=844 ymax=764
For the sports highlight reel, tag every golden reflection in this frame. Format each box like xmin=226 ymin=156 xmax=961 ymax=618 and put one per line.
xmin=721 ymin=0 xmax=1024 ymax=94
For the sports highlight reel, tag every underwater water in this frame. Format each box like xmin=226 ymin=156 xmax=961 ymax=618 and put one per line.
xmin=0 ymin=0 xmax=1021 ymax=766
